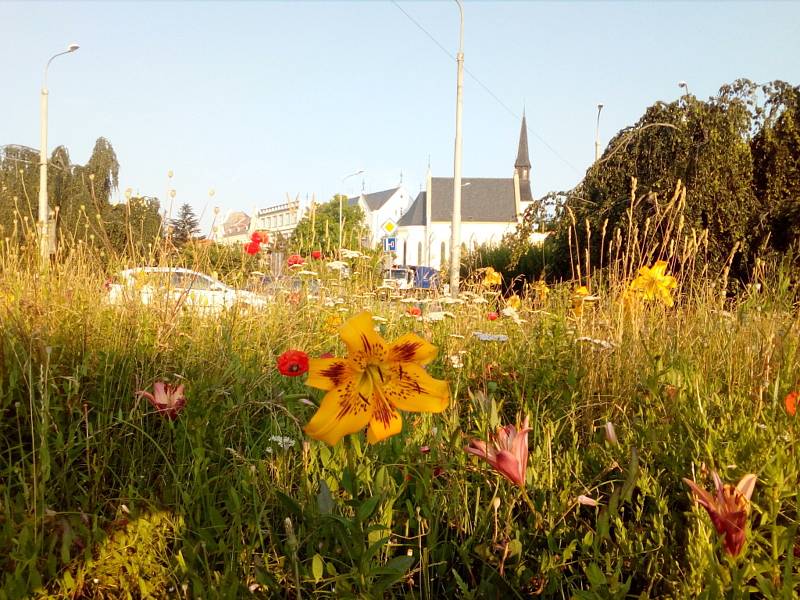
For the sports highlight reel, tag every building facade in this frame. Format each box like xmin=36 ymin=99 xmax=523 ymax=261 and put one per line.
xmin=395 ymin=114 xmax=534 ymax=269
xmin=212 ymin=210 xmax=252 ymax=246
xmin=348 ymin=187 xmax=414 ymax=247
xmin=251 ymin=197 xmax=302 ymax=240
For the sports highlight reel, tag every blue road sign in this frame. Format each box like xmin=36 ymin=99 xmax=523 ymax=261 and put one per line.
xmin=383 ymin=237 xmax=397 ymax=252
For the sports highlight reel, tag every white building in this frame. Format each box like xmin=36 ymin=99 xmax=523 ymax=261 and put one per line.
xmin=395 ymin=114 xmax=534 ymax=269
xmin=348 ymin=187 xmax=414 ymax=247
xmin=251 ymin=197 xmax=302 ymax=242
xmin=212 ymin=210 xmax=252 ymax=246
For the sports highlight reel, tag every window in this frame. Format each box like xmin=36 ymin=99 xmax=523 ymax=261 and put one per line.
xmin=417 ymin=242 xmax=422 ymax=265
xmin=440 ymin=241 xmax=446 ymax=263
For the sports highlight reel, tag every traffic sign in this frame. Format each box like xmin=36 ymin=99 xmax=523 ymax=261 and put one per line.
xmin=381 ymin=219 xmax=398 ymax=235
xmin=383 ymin=237 xmax=397 ymax=252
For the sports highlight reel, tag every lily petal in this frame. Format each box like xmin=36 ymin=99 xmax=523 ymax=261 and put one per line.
xmin=495 ymin=449 xmax=524 ymax=487
xmin=366 ymin=404 xmax=402 ymax=444
xmin=339 ymin=312 xmax=388 ymax=361
xmin=387 ymin=333 xmax=438 ymax=365
xmin=382 ymin=363 xmax=449 ymax=413
xmin=303 ymin=378 xmax=372 ymax=446
xmin=736 ymin=474 xmax=757 ymax=502
xmin=683 ymin=477 xmax=718 ymax=511
xmin=307 ymin=357 xmax=356 ymax=391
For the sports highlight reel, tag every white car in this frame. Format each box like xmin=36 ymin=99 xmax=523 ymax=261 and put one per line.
xmin=107 ymin=267 xmax=268 ymax=312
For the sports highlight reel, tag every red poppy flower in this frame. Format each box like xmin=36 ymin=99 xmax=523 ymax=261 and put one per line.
xmin=244 ymin=240 xmax=260 ymax=255
xmin=786 ymin=390 xmax=798 ymax=416
xmin=311 ymin=250 xmax=322 ymax=260
xmin=251 ymin=231 xmax=269 ymax=244
xmin=408 ymin=306 xmax=422 ymax=317
xmin=487 ymin=312 xmax=499 ymax=321
xmin=287 ymin=254 xmax=305 ymax=267
xmin=277 ymin=350 xmax=309 ymax=377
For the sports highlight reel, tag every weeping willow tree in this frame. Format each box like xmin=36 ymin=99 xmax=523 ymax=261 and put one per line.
xmin=0 ymin=137 xmax=162 ymax=257
xmin=513 ymin=79 xmax=799 ymax=283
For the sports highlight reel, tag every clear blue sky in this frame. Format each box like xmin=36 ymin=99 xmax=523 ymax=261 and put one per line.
xmin=2 ymin=1 xmax=799 ymax=232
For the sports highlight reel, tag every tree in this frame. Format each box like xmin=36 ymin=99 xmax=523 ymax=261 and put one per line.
xmin=538 ymin=80 xmax=764 ymax=281
xmin=751 ymin=82 xmax=800 ymax=258
xmin=291 ymin=195 xmax=367 ymax=255
xmin=170 ymin=203 xmax=202 ymax=246
xmin=102 ymin=195 xmax=163 ymax=256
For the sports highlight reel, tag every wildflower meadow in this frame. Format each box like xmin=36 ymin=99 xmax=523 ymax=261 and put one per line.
xmin=1 ymin=217 xmax=798 ymax=600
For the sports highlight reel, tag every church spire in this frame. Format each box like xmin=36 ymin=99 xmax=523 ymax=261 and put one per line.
xmin=515 ymin=111 xmax=531 ymax=176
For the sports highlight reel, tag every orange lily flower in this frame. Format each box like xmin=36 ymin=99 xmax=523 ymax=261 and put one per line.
xmin=682 ymin=471 xmax=757 ymax=556
xmin=465 ymin=416 xmax=531 ymax=487
xmin=785 ymin=390 xmax=797 ymax=416
xmin=303 ymin=312 xmax=449 ymax=445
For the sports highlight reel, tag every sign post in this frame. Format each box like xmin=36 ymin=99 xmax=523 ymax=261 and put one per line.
xmin=382 ymin=237 xmax=397 ymax=253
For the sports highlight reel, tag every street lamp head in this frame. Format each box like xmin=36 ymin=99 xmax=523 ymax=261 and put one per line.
xmin=678 ymin=81 xmax=687 ymax=89
xmin=597 ymin=103 xmax=604 ymax=110
xmin=67 ymin=43 xmax=80 ymax=52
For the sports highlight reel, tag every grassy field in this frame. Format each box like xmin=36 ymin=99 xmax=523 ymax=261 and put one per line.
xmin=1 ymin=242 xmax=798 ymax=599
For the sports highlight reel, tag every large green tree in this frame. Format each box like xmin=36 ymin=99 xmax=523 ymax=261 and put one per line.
xmin=170 ymin=203 xmax=202 ymax=246
xmin=291 ymin=195 xmax=367 ymax=255
xmin=535 ymin=80 xmax=795 ymax=281
xmin=751 ymin=81 xmax=800 ymax=257
xmin=0 ymin=137 xmax=162 ymax=257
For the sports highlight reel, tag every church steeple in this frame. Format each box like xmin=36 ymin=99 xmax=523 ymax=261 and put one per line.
xmin=515 ymin=111 xmax=531 ymax=182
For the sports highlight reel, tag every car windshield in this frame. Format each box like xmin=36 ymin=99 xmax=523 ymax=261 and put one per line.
xmin=387 ymin=270 xmax=410 ymax=280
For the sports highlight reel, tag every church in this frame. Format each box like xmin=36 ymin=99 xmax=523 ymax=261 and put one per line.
xmin=395 ymin=114 xmax=534 ymax=269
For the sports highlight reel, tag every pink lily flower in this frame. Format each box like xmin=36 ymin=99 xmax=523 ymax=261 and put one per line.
xmin=137 ymin=381 xmax=186 ymax=420
xmin=465 ymin=416 xmax=531 ymax=487
xmin=682 ymin=471 xmax=757 ymax=557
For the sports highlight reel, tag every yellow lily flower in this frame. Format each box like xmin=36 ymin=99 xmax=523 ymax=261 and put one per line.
xmin=629 ymin=260 xmax=677 ymax=307
xmin=304 ymin=311 xmax=450 ymax=445
xmin=532 ymin=280 xmax=549 ymax=298
xmin=506 ymin=294 xmax=522 ymax=310
xmin=571 ymin=285 xmax=598 ymax=317
xmin=482 ymin=267 xmax=502 ymax=287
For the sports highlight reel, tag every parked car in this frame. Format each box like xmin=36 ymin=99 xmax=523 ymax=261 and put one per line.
xmin=249 ymin=273 xmax=321 ymax=300
xmin=379 ymin=266 xmax=441 ymax=292
xmin=107 ymin=267 xmax=268 ymax=312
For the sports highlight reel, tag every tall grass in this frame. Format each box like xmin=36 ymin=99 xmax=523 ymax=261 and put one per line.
xmin=1 ymin=205 xmax=798 ymax=598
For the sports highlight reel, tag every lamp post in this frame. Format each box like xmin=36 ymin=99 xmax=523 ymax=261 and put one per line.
xmin=449 ymin=0 xmax=465 ymax=298
xmin=594 ymin=103 xmax=604 ymax=162
xmin=38 ymin=43 xmax=79 ymax=268
xmin=678 ymin=81 xmax=689 ymax=96
xmin=340 ymin=169 xmax=364 ymax=256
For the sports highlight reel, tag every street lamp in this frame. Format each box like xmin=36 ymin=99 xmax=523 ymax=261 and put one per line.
xmin=595 ymin=103 xmax=604 ymax=162
xmin=340 ymin=169 xmax=364 ymax=255
xmin=449 ymin=0 xmax=465 ymax=298
xmin=38 ymin=42 xmax=79 ymax=268
xmin=678 ymin=81 xmax=689 ymax=96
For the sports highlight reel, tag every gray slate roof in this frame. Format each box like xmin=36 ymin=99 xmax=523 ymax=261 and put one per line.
xmin=397 ymin=177 xmax=531 ymax=226
xmin=347 ymin=187 xmax=399 ymax=211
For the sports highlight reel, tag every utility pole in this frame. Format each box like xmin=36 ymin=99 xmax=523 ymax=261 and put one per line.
xmin=38 ymin=43 xmax=79 ymax=268
xmin=449 ymin=0 xmax=465 ymax=297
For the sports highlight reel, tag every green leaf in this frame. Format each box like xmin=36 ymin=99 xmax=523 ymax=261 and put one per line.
xmin=357 ymin=495 xmax=381 ymax=523
xmin=585 ymin=562 xmax=606 ymax=589
xmin=317 ymin=480 xmax=334 ymax=515
xmin=506 ymin=539 xmax=522 ymax=558
xmin=311 ymin=554 xmax=324 ymax=583
xmin=275 ymin=490 xmax=303 ymax=518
